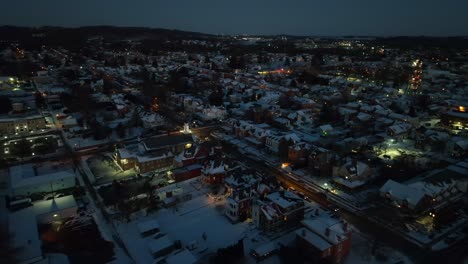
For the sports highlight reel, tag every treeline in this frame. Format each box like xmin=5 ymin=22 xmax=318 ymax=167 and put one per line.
xmin=0 ymin=26 xmax=212 ymax=51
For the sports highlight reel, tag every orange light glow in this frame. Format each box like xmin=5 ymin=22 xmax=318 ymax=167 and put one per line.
xmin=459 ymin=106 xmax=466 ymax=112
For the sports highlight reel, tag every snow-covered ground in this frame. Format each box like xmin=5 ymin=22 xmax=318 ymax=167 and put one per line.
xmin=115 ymin=179 xmax=250 ymax=263
xmin=346 ymin=229 xmax=414 ymax=264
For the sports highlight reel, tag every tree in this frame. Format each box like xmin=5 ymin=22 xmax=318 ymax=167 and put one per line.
xmin=319 ymin=102 xmax=339 ymax=123
xmin=0 ymin=230 xmax=19 ymax=264
xmin=415 ymin=94 xmax=431 ymax=109
xmin=92 ymin=122 xmax=111 ymax=140
xmin=129 ymin=110 xmax=143 ymax=127
xmin=116 ymin=122 xmax=127 ymax=138
xmin=278 ymin=94 xmax=292 ymax=109
xmin=102 ymin=78 xmax=114 ymax=95
xmin=34 ymin=143 xmax=52 ymax=155
xmin=210 ymin=239 xmax=244 ymax=264
xmin=229 ymin=55 xmax=246 ymax=70
xmin=11 ymin=139 xmax=32 ymax=157
xmin=34 ymin=92 xmax=46 ymax=109
xmin=278 ymin=139 xmax=294 ymax=162
xmin=208 ymin=91 xmax=223 ymax=106
xmin=0 ymin=96 xmax=12 ymax=114
xmin=408 ymin=106 xmax=416 ymax=117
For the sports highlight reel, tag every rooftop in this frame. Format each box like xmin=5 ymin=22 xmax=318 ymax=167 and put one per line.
xmin=143 ymin=133 xmax=194 ymax=151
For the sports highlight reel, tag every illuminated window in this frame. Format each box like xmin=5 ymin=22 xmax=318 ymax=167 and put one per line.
xmin=121 ymin=159 xmax=128 ymax=165
xmin=459 ymin=106 xmax=466 ymax=112
xmin=185 ymin=143 xmax=192 ymax=149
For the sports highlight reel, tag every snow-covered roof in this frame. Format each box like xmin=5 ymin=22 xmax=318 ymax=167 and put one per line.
xmin=296 ymin=227 xmax=332 ymax=251
xmin=252 ymin=242 xmax=278 ymax=256
xmin=9 ymin=195 xmax=77 ymax=264
xmin=136 ymin=219 xmax=160 ymax=235
xmin=147 ymin=235 xmax=173 ymax=255
xmin=319 ymin=124 xmax=333 ymax=132
xmin=9 ymin=165 xmax=76 ymax=189
xmin=165 ymin=249 xmax=196 ymax=264
xmin=379 ymin=180 xmax=426 ymax=208
xmin=301 ymin=217 xmax=349 ymax=245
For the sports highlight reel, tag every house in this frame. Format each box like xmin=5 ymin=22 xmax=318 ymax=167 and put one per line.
xmin=296 ymin=210 xmax=352 ymax=264
xmin=265 ymin=134 xmax=283 ymax=153
xmin=441 ymin=106 xmax=468 ymax=127
xmin=453 ymin=140 xmax=468 ymax=158
xmin=319 ymin=124 xmax=334 ymax=136
xmin=379 ymin=179 xmax=464 ymax=213
xmin=387 ymin=123 xmax=411 ymax=139
xmin=224 ymin=171 xmax=260 ymax=222
xmin=309 ymin=148 xmax=338 ymax=177
xmin=332 ymin=159 xmax=374 ymax=189
xmin=202 ymin=159 xmax=227 ymax=184
xmin=288 ymin=142 xmax=311 ymax=166
xmin=173 ymin=143 xmax=210 ymax=167
xmin=252 ymin=191 xmax=305 ymax=233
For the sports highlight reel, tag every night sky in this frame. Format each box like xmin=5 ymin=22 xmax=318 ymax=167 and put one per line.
xmin=2 ymin=0 xmax=467 ymax=36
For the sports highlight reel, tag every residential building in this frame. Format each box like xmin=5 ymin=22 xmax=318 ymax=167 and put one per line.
xmin=224 ymin=171 xmax=260 ymax=222
xmin=252 ymin=190 xmax=305 ymax=233
xmin=296 ymin=210 xmax=352 ymax=264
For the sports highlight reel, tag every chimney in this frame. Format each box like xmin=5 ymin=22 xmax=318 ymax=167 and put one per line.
xmin=325 ymin=228 xmax=330 ymax=237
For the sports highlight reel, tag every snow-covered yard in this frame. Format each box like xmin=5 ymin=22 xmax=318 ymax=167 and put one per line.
xmin=346 ymin=229 xmax=414 ymax=264
xmin=115 ymin=180 xmax=250 ymax=263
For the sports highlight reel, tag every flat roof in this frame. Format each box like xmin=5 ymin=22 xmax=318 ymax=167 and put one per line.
xmin=9 ymin=164 xmax=76 ymax=189
xmin=136 ymin=219 xmax=160 ymax=234
xmin=147 ymin=235 xmax=173 ymax=255
xmin=165 ymin=249 xmax=196 ymax=264
xmin=9 ymin=195 xmax=77 ymax=264
xmin=296 ymin=227 xmax=332 ymax=251
xmin=143 ymin=133 xmax=194 ymax=150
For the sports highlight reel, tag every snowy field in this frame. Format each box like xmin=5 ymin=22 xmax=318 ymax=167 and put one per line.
xmin=115 ymin=179 xmax=250 ymax=263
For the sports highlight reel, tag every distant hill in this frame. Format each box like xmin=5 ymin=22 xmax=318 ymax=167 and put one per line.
xmin=0 ymin=25 xmax=213 ymax=49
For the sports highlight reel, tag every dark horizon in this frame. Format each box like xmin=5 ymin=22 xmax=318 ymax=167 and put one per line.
xmin=2 ymin=24 xmax=468 ymax=38
xmin=1 ymin=0 xmax=467 ymax=37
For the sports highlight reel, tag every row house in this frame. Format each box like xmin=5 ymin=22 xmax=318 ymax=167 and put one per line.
xmin=202 ymin=159 xmax=227 ymax=184
xmin=296 ymin=210 xmax=352 ymax=264
xmin=288 ymin=142 xmax=312 ymax=166
xmin=379 ymin=179 xmax=464 ymax=214
xmin=252 ymin=191 xmax=305 ymax=233
xmin=309 ymin=148 xmax=339 ymax=177
xmin=224 ymin=171 xmax=262 ymax=223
